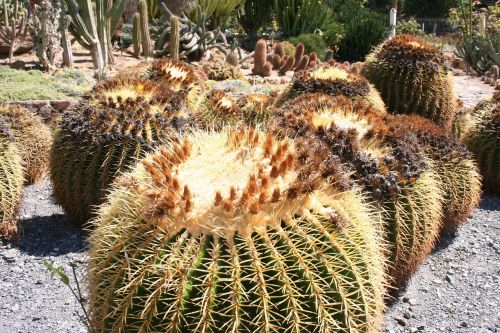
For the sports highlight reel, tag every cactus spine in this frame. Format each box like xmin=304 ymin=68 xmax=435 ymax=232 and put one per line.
xmin=169 ymin=15 xmax=180 ymax=60
xmin=0 ymin=120 xmax=23 ymax=241
xmin=89 ymin=128 xmax=386 ymax=332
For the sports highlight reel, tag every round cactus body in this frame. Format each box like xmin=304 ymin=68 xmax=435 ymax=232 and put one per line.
xmin=89 ymin=129 xmax=386 ymax=333
xmin=50 ymin=77 xmax=192 ymax=225
xmin=279 ymin=67 xmax=386 ymax=113
xmin=195 ymin=90 xmax=242 ymax=129
xmin=394 ymin=114 xmax=482 ymax=234
xmin=362 ymin=35 xmax=455 ymax=129
xmin=462 ymin=94 xmax=499 ymax=194
xmin=149 ymin=58 xmax=205 ymax=112
xmin=270 ymin=93 xmax=444 ymax=287
xmin=0 ymin=103 xmax=52 ymax=184
xmin=0 ymin=120 xmax=24 ymax=240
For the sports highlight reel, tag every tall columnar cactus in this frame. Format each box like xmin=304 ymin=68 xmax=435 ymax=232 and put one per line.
xmin=63 ymin=0 xmax=127 ymax=71
xmin=137 ymin=0 xmax=151 ymax=58
xmin=461 ymin=94 xmax=500 ymax=194
xmin=169 ymin=14 xmax=180 ymax=60
xmin=270 ymin=94 xmax=444 ymax=287
xmin=279 ymin=67 xmax=386 ymax=113
xmin=0 ymin=119 xmax=23 ymax=241
xmin=50 ymin=77 xmax=192 ymax=225
xmin=89 ymin=128 xmax=386 ymax=332
xmin=252 ymin=39 xmax=267 ymax=76
xmin=362 ymin=35 xmax=456 ymax=129
xmin=393 ymin=114 xmax=482 ymax=234
xmin=60 ymin=12 xmax=73 ymax=67
xmin=132 ymin=12 xmax=141 ymax=57
xmin=0 ymin=103 xmax=52 ymax=184
xmin=0 ymin=0 xmax=28 ymax=63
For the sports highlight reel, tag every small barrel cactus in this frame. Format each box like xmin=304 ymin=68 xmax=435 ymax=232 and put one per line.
xmin=362 ymin=35 xmax=456 ymax=129
xmin=461 ymin=93 xmax=499 ymax=194
xmin=279 ymin=67 xmax=386 ymax=113
xmin=394 ymin=114 xmax=482 ymax=234
xmin=195 ymin=90 xmax=242 ymax=129
xmin=0 ymin=103 xmax=52 ymax=184
xmin=202 ymin=59 xmax=243 ymax=81
xmin=270 ymin=93 xmax=444 ymax=287
xmin=89 ymin=128 xmax=386 ymax=332
xmin=50 ymin=77 xmax=192 ymax=225
xmin=148 ymin=58 xmax=205 ymax=112
xmin=0 ymin=119 xmax=23 ymax=240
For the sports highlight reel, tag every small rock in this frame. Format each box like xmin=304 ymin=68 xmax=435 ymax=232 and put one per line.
xmin=410 ymin=328 xmax=418 ymax=333
xmin=417 ymin=325 xmax=425 ymax=331
xmin=461 ymin=322 xmax=468 ymax=328
xmin=402 ymin=296 xmax=410 ymax=303
xmin=446 ymin=275 xmax=454 ymax=284
xmin=396 ymin=317 xmax=407 ymax=326
xmin=2 ymin=252 xmax=16 ymax=263
xmin=11 ymin=304 xmax=19 ymax=312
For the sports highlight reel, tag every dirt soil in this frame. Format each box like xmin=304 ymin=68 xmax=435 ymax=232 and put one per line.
xmin=0 ymin=76 xmax=498 ymax=333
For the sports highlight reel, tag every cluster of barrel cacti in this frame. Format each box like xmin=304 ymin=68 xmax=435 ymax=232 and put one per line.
xmin=0 ymin=103 xmax=50 ymax=240
xmin=39 ymin=35 xmax=494 ymax=333
xmin=252 ymin=40 xmax=319 ymax=77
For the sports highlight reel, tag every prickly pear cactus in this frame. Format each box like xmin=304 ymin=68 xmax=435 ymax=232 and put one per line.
xmin=0 ymin=103 xmax=52 ymax=184
xmin=50 ymin=77 xmax=192 ymax=225
xmin=394 ymin=114 xmax=482 ymax=234
xmin=0 ymin=120 xmax=23 ymax=240
xmin=462 ymin=94 xmax=499 ymax=194
xmin=89 ymin=128 xmax=387 ymax=333
xmin=270 ymin=94 xmax=444 ymax=287
xmin=362 ymin=35 xmax=456 ymax=129
xmin=279 ymin=67 xmax=386 ymax=113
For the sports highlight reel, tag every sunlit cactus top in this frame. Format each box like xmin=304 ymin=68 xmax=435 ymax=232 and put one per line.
xmin=119 ymin=128 xmax=335 ymax=238
xmin=149 ymin=58 xmax=202 ymax=92
xmin=373 ymin=35 xmax=447 ymax=67
xmin=65 ymin=77 xmax=187 ymax=145
xmin=292 ymin=67 xmax=371 ymax=98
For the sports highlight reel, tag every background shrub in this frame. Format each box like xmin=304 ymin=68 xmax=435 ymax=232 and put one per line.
xmin=288 ymin=33 xmax=327 ymax=58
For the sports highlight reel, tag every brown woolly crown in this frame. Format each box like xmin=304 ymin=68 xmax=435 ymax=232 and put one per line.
xmin=270 ymin=93 xmax=428 ymax=198
xmin=63 ymin=77 xmax=190 ymax=146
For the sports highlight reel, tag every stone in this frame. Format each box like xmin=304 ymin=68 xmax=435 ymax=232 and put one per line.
xmin=38 ymin=105 xmax=54 ymax=117
xmin=50 ymin=100 xmax=72 ymax=110
xmin=396 ymin=317 xmax=407 ymax=326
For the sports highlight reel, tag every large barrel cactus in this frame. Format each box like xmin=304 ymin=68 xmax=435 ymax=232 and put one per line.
xmin=50 ymin=77 xmax=192 ymax=225
xmin=0 ymin=103 xmax=52 ymax=184
xmin=279 ymin=67 xmax=386 ymax=113
xmin=270 ymin=93 xmax=444 ymax=287
xmin=394 ymin=114 xmax=482 ymax=234
xmin=363 ymin=35 xmax=456 ymax=129
xmin=89 ymin=129 xmax=386 ymax=332
xmin=0 ymin=120 xmax=24 ymax=240
xmin=461 ymin=94 xmax=499 ymax=194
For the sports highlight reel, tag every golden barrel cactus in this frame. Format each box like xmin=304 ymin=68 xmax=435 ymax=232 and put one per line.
xmin=362 ymin=35 xmax=456 ymax=129
xmin=270 ymin=94 xmax=444 ymax=287
xmin=0 ymin=103 xmax=52 ymax=184
xmin=0 ymin=119 xmax=24 ymax=240
xmin=461 ymin=94 xmax=500 ymax=194
xmin=89 ymin=128 xmax=386 ymax=332
xmin=50 ymin=77 xmax=193 ymax=226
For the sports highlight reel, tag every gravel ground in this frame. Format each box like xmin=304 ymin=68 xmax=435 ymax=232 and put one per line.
xmin=0 ymin=76 xmax=498 ymax=333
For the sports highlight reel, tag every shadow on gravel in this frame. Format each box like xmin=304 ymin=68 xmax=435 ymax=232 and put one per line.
xmin=479 ymin=195 xmax=500 ymax=211
xmin=14 ymin=214 xmax=88 ymax=257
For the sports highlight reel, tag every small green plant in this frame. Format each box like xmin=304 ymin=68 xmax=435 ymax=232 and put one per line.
xmin=43 ymin=261 xmax=90 ymax=330
xmin=288 ymin=33 xmax=327 ymax=58
xmin=273 ymin=0 xmax=331 ymax=37
xmin=455 ymin=32 xmax=500 ymax=75
xmin=397 ymin=18 xmax=422 ymax=35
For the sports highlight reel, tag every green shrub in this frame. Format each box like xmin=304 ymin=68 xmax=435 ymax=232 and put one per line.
xmin=288 ymin=33 xmax=327 ymax=57
xmin=403 ymin=0 xmax=455 ymax=18
xmin=322 ymin=21 xmax=345 ymax=48
xmin=397 ymin=18 xmax=423 ymax=35
xmin=336 ymin=8 xmax=387 ymax=62
xmin=273 ymin=0 xmax=331 ymax=37
xmin=455 ymin=32 xmax=500 ymax=75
